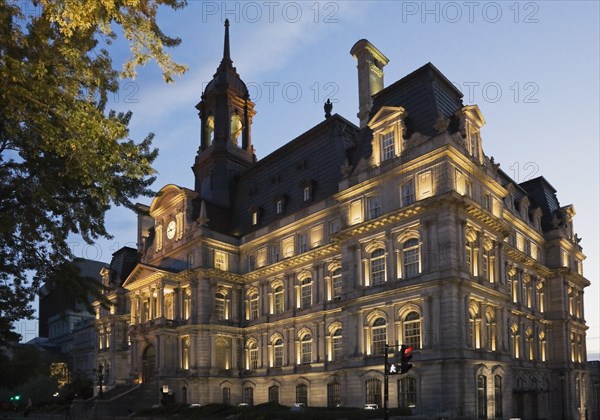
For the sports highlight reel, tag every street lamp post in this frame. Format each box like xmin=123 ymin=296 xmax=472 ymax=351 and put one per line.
xmin=93 ymin=364 xmax=109 ymax=399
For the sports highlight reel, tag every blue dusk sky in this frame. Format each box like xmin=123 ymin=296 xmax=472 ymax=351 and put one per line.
xmin=17 ymin=1 xmax=600 ymax=359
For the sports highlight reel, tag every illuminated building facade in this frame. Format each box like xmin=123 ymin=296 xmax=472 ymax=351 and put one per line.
xmin=96 ymin=21 xmax=591 ymax=419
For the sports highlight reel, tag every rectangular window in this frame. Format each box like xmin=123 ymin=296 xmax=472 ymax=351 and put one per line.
xmin=332 ymin=270 xmax=342 ymax=300
xmin=310 ymin=224 xmax=324 ymax=248
xmin=401 ymin=180 xmax=415 ymax=206
xmin=301 ymin=340 xmax=312 ymax=364
xmin=274 ymin=288 xmax=284 ymax=314
xmin=367 ymin=195 xmax=381 ymax=219
xmin=417 ymin=170 xmax=433 ymax=199
xmin=282 ymin=236 xmax=295 ymax=258
xmin=256 ymin=246 xmax=267 ymax=268
xmin=332 ymin=334 xmax=342 ymax=361
xmin=274 ymin=343 xmax=283 ymax=367
xmin=365 ymin=379 xmax=382 ymax=407
xmin=247 ymin=255 xmax=255 ymax=272
xmin=303 ymin=186 xmax=311 ymax=202
xmin=328 ymin=218 xmax=341 ymax=236
xmin=297 ymin=234 xmax=308 ymax=254
xmin=516 ymin=232 xmax=525 ymax=252
xmin=252 ymin=211 xmax=258 ymax=225
xmin=250 ymin=296 xmax=259 ymax=320
xmin=249 ymin=348 xmax=258 ymax=369
xmin=455 ymin=169 xmax=470 ymax=196
xmin=270 ymin=244 xmax=279 ymax=264
xmin=381 ymin=131 xmax=395 ymax=161
xmin=214 ymin=251 xmax=227 ymax=271
xmin=327 ymin=382 xmax=341 ymax=407
xmin=350 ymin=199 xmax=363 ymax=224
xmin=398 ymin=376 xmax=416 ymax=408
xmin=276 ymin=200 xmax=283 ymax=214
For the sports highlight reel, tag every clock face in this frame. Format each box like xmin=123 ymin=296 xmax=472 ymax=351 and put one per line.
xmin=166 ymin=220 xmax=176 ymax=240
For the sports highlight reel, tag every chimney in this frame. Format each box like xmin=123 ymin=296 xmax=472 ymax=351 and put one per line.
xmin=350 ymin=39 xmax=389 ymax=128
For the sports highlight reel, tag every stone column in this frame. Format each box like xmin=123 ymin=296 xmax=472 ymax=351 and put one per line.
xmin=158 ymin=283 xmax=165 ymax=319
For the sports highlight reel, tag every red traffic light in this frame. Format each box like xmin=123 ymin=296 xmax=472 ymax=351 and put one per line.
xmin=403 ymin=345 xmax=413 ymax=356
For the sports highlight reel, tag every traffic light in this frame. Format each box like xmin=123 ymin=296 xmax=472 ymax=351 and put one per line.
xmin=400 ymin=345 xmax=413 ymax=374
xmin=386 ymin=362 xmax=401 ymax=375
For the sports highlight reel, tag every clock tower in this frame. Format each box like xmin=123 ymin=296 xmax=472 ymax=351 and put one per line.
xmin=192 ymin=19 xmax=256 ymax=207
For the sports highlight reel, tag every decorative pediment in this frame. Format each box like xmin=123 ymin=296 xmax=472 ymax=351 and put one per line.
xmin=455 ymin=105 xmax=486 ymax=136
xmin=149 ymin=184 xmax=198 ymax=219
xmin=122 ymin=263 xmax=177 ymax=290
xmin=367 ymin=106 xmax=408 ymax=132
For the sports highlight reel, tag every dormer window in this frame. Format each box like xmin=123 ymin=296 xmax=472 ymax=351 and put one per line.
xmin=276 ymin=200 xmax=283 ymax=214
xmin=250 ymin=208 xmax=260 ymax=226
xmin=303 ymin=186 xmax=311 ymax=202
xmin=455 ymin=105 xmax=485 ymax=164
xmin=367 ymin=106 xmax=407 ymax=166
xmin=381 ymin=131 xmax=395 ymax=161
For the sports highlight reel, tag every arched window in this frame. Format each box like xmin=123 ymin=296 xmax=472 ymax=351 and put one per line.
xmin=183 ymin=288 xmax=192 ymax=320
xmin=274 ymin=285 xmax=284 ymax=314
xmin=494 ymin=375 xmax=502 ymax=418
xmin=477 ymin=374 xmax=487 ymax=419
xmin=268 ymin=385 xmax=279 ymax=403
xmin=273 ymin=338 xmax=284 ymax=367
xmin=230 ymin=114 xmax=242 ymax=145
xmin=402 ymin=238 xmax=420 ymax=278
xmin=525 ymin=327 xmax=534 ymax=360
xmin=485 ymin=309 xmax=497 ymax=352
xmin=469 ymin=302 xmax=482 ymax=349
xmin=215 ymin=292 xmax=226 ymax=320
xmin=331 ymin=268 xmax=342 ymax=300
xmin=206 ymin=115 xmax=215 ymax=143
xmin=300 ymin=277 xmax=312 ymax=308
xmin=398 ymin=376 xmax=416 ymax=408
xmin=331 ymin=328 xmax=342 ymax=362
xmin=300 ymin=333 xmax=312 ymax=364
xmin=536 ymin=280 xmax=545 ymax=313
xmin=296 ymin=384 xmax=308 ymax=405
xmin=370 ymin=248 xmax=386 ymax=285
xmin=402 ymin=311 xmax=421 ymax=349
xmin=511 ymin=324 xmax=520 ymax=358
xmin=465 ymin=229 xmax=477 ymax=276
xmin=244 ymin=387 xmax=254 ymax=406
xmin=371 ymin=317 xmax=387 ymax=355
xmin=222 ymin=387 xmax=230 ymax=405
xmin=365 ymin=378 xmax=382 ymax=407
xmin=539 ymin=331 xmax=546 ymax=362
xmin=181 ymin=337 xmax=190 ymax=369
xmin=246 ymin=340 xmax=258 ymax=370
xmin=215 ymin=338 xmax=230 ymax=370
xmin=248 ymin=291 xmax=259 ymax=320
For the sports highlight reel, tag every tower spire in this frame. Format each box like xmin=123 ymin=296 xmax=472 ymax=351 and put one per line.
xmin=221 ymin=19 xmax=232 ymax=67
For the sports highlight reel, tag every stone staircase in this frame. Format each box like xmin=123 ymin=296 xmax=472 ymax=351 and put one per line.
xmin=73 ymin=382 xmax=161 ymax=418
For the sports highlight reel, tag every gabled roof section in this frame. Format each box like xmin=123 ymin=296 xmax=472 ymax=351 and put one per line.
xmin=122 ymin=263 xmax=178 ymax=289
xmin=149 ymin=184 xmax=198 ymax=218
xmin=368 ymin=106 xmax=408 ymax=131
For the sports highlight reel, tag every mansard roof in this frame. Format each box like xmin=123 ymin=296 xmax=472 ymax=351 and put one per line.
xmin=223 ymin=114 xmax=359 ymax=236
xmin=349 ymin=62 xmax=466 ymax=169
xmin=371 ymin=62 xmax=464 ymax=137
xmin=519 ymin=176 xmax=562 ymax=232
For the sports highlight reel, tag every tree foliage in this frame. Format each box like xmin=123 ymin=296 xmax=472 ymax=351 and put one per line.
xmin=0 ymin=0 xmax=187 ymax=344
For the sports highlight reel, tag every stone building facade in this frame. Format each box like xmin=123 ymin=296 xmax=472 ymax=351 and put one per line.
xmin=95 ymin=21 xmax=591 ymax=419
